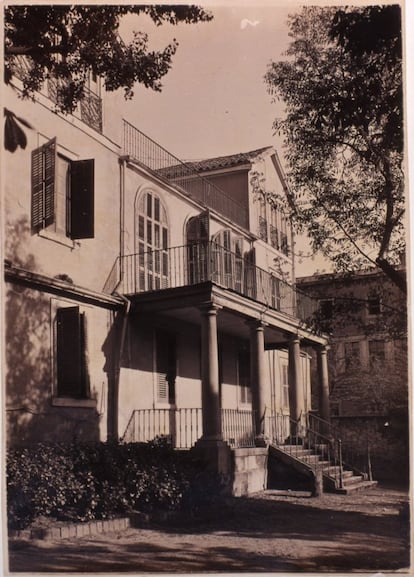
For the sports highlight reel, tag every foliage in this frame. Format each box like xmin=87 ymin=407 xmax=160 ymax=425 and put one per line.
xmin=5 ymin=5 xmax=212 ymax=112
xmin=6 ymin=440 xmax=225 ymax=530
xmin=265 ymin=6 xmax=405 ymax=292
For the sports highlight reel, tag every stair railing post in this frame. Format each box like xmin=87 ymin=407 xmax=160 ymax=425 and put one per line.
xmin=338 ymin=439 xmax=344 ymax=489
xmin=367 ymin=441 xmax=373 ymax=481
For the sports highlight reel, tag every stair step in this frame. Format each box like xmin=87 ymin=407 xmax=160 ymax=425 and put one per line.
xmin=335 ymin=480 xmax=378 ymax=495
xmin=341 ymin=475 xmax=365 ymax=486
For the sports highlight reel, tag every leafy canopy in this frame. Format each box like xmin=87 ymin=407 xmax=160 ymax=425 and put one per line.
xmin=265 ymin=6 xmax=405 ymax=292
xmin=5 ymin=4 xmax=212 ymax=113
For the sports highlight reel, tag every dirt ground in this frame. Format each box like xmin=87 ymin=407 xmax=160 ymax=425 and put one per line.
xmin=7 ymin=484 xmax=410 ymax=574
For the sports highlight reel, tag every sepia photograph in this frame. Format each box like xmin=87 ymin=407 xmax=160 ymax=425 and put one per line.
xmin=2 ymin=0 xmax=410 ymax=573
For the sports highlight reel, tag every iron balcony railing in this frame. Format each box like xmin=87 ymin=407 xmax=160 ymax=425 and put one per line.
xmin=123 ymin=120 xmax=249 ymax=228
xmin=104 ymin=242 xmax=318 ymax=324
xmin=122 ymin=408 xmax=255 ymax=449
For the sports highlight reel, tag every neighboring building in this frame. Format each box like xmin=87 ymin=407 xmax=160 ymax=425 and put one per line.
xmin=297 ymin=268 xmax=408 ymax=482
xmin=4 ymin=57 xmax=347 ymax=495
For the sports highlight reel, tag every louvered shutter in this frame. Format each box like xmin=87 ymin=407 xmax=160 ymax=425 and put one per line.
xmin=56 ymin=307 xmax=83 ymax=397
xmin=31 ymin=138 xmax=56 ymax=233
xmin=156 ymin=331 xmax=176 ymax=404
xmin=70 ymin=159 xmax=94 ymax=239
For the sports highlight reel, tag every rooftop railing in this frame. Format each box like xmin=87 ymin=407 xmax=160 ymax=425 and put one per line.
xmin=104 ymin=241 xmax=318 ymax=324
xmin=123 ymin=120 xmax=249 ymax=228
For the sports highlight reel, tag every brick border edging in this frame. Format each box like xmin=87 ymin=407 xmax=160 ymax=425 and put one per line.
xmin=9 ymin=516 xmax=131 ymax=541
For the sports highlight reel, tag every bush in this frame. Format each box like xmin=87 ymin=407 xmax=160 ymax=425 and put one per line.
xmin=6 ymin=440 xmax=224 ymax=530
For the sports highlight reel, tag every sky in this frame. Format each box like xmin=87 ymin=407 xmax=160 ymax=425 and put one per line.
xmin=120 ymin=3 xmax=293 ymax=161
xmin=120 ymin=2 xmax=331 ymax=275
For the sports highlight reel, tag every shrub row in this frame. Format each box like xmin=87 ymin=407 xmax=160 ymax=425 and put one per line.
xmin=7 ymin=439 xmax=223 ymax=530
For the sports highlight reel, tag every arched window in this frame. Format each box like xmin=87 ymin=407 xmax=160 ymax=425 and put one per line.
xmin=136 ymin=191 xmax=168 ymax=291
xmin=186 ymin=211 xmax=209 ymax=284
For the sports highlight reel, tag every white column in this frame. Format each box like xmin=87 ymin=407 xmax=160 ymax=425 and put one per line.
xmin=199 ymin=303 xmax=222 ymax=441
xmin=249 ymin=320 xmax=268 ymax=445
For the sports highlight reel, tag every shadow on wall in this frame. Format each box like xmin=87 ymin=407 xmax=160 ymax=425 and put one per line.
xmin=5 ymin=216 xmax=101 ymax=447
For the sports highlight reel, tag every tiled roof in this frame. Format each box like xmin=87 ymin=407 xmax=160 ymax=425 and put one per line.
xmin=186 ymin=146 xmax=273 ymax=172
xmin=155 ymin=146 xmax=274 ymax=181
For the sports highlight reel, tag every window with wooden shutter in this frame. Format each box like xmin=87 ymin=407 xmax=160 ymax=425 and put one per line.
xmin=31 ymin=138 xmax=95 ymax=240
xmin=56 ymin=306 xmax=89 ymax=398
xmin=31 ymin=138 xmax=56 ymax=233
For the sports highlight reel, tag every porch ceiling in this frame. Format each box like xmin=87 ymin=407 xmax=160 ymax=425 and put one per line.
xmin=128 ymin=282 xmax=328 ymax=347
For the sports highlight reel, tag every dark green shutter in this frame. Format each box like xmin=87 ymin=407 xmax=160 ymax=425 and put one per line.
xmin=56 ymin=307 xmax=83 ymax=397
xmin=70 ymin=159 xmax=94 ymax=239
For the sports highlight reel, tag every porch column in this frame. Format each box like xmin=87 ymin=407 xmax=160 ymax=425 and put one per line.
xmin=317 ymin=344 xmax=330 ymax=423
xmin=288 ymin=335 xmax=304 ymax=437
xmin=199 ymin=303 xmax=222 ymax=441
xmin=249 ymin=320 xmax=267 ymax=446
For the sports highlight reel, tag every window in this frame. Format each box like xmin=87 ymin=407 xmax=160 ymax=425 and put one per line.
xmin=48 ymin=72 xmax=103 ymax=133
xmin=186 ymin=211 xmax=210 ymax=284
xmin=238 ymin=351 xmax=251 ymax=404
xmin=31 ymin=138 xmax=94 ymax=239
xmin=318 ymin=298 xmax=334 ymax=332
xmin=281 ymin=362 xmax=289 ymax=409
xmin=367 ymin=295 xmax=382 ymax=316
xmin=344 ymin=341 xmax=361 ymax=368
xmin=257 ymin=199 xmax=290 ymax=256
xmin=369 ymin=339 xmax=385 ymax=362
xmin=136 ymin=191 xmax=168 ymax=291
xmin=156 ymin=331 xmax=176 ymax=405
xmin=270 ymin=206 xmax=280 ymax=250
xmin=56 ymin=307 xmax=90 ymax=398
xmin=270 ymin=276 xmax=281 ymax=310
xmin=258 ymin=196 xmax=268 ymax=242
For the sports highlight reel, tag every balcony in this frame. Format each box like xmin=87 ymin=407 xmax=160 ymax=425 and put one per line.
xmin=104 ymin=242 xmax=317 ymax=324
xmin=123 ymin=120 xmax=249 ymax=229
xmin=48 ymin=78 xmax=102 ymax=132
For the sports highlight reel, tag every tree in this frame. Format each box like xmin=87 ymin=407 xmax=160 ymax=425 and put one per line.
xmin=4 ymin=4 xmax=212 ymax=149
xmin=265 ymin=6 xmax=405 ymax=293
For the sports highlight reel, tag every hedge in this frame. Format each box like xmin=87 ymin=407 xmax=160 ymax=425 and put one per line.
xmin=6 ymin=439 xmax=224 ymax=530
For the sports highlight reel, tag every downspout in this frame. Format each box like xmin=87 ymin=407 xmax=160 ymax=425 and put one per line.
xmin=111 ymin=293 xmax=131 ymax=442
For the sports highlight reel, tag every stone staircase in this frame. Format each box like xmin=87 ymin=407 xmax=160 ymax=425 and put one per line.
xmin=267 ymin=414 xmax=377 ymax=495
xmin=270 ymin=443 xmax=377 ymax=494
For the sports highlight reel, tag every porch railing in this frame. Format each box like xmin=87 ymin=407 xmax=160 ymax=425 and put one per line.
xmin=122 ymin=408 xmax=256 ymax=449
xmin=122 ymin=408 xmax=202 ymax=449
xmin=222 ymin=409 xmax=256 ymax=448
xmin=104 ymin=242 xmax=318 ymax=324
xmin=123 ymin=120 xmax=249 ymax=228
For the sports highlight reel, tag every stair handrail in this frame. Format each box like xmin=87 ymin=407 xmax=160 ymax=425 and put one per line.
xmin=307 ymin=412 xmax=369 ymax=482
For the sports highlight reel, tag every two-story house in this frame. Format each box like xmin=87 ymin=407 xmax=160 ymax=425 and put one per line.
xmin=6 ymin=56 xmax=362 ymax=495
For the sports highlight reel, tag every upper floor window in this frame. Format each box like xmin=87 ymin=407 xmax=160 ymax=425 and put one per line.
xmin=31 ymin=138 xmax=94 ymax=240
xmin=136 ymin=191 xmax=168 ymax=291
xmin=367 ymin=295 xmax=382 ymax=316
xmin=48 ymin=72 xmax=103 ymax=133
xmin=318 ymin=298 xmax=334 ymax=332
xmin=344 ymin=341 xmax=361 ymax=368
xmin=369 ymin=339 xmax=385 ymax=363
xmin=257 ymin=198 xmax=291 ymax=257
xmin=212 ymin=229 xmax=243 ymax=292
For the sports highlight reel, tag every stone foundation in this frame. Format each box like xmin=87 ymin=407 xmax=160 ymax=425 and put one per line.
xmin=231 ymin=447 xmax=268 ymax=496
